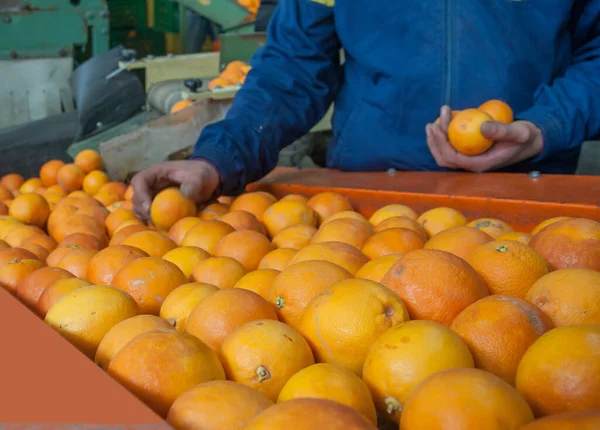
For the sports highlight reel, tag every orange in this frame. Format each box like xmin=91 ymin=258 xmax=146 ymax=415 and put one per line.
xmin=56 ymin=164 xmax=86 ymax=192
xmin=181 ymin=220 xmax=234 ymax=253
xmin=82 ymin=170 xmax=110 ymax=195
xmin=74 ymin=149 xmax=103 ymax=173
xmin=19 ymin=177 xmax=43 ymax=194
xmin=108 ymin=330 xmax=225 ymax=417
xmin=170 ymin=99 xmax=193 ymax=113
xmin=1 ymin=173 xmax=25 ymax=191
xmin=46 ymin=246 xmax=75 ymax=267
xmin=109 ymin=224 xmax=150 ymax=246
xmin=289 ymin=241 xmax=369 ymax=275
xmin=15 ymin=266 xmax=73 ymax=311
xmin=363 ymin=320 xmax=474 ymax=423
xmin=369 ymin=204 xmax=419 ymax=225
xmin=58 ymin=232 xmax=106 ymax=251
xmin=0 ymin=247 xmax=36 ymax=266
xmin=36 ymin=278 xmax=91 ymax=318
xmin=424 ymin=226 xmax=493 ymax=260
xmin=40 ymin=160 xmax=66 ymax=187
xmin=311 ymin=218 xmax=373 ymax=249
xmin=0 ymin=258 xmax=46 ymax=293
xmin=45 ymin=285 xmax=139 ymax=359
xmin=95 ymin=314 xmax=174 ymax=370
xmin=3 ymin=224 xmax=46 ymax=248
xmin=0 ymin=201 xmax=8 ymax=215
xmin=450 ymin=295 xmax=553 ymax=385
xmin=233 ymin=269 xmax=279 ymax=299
xmin=400 ymin=368 xmax=534 ymax=430
xmin=447 ymin=108 xmax=495 ymax=156
xmin=167 ymin=216 xmax=202 ymax=245
xmin=467 ymin=217 xmax=514 ymax=238
xmin=9 ymin=193 xmax=50 ymax=228
xmin=220 ymin=210 xmax=266 ymax=233
xmin=167 ymin=381 xmax=273 ymax=430
xmin=526 ymin=268 xmax=600 ymax=326
xmin=50 ymin=214 xmax=108 ymax=245
xmin=515 ymin=325 xmax=600 ymax=417
xmin=150 ymin=187 xmax=197 ymax=231
xmin=86 ymin=245 xmax=148 ymax=285
xmin=159 ymin=282 xmax=218 ymax=332
xmin=306 ymin=192 xmax=353 ymax=223
xmin=468 ymin=239 xmax=550 ymax=298
xmin=381 ymin=249 xmax=489 ymax=326
xmin=272 ymin=224 xmax=317 ymax=250
xmin=417 ymin=206 xmax=467 ymax=237
xmin=361 ymin=228 xmax=425 ymax=259
xmin=321 ymin=210 xmax=369 ymax=227
xmin=207 ymin=77 xmax=230 ymax=89
xmin=258 ymin=248 xmax=297 ymax=271
xmin=269 ymin=260 xmax=352 ymax=330
xmin=497 ymin=231 xmax=532 ymax=244
xmin=373 ymin=216 xmax=428 ymax=239
xmin=221 ymin=319 xmax=314 ymax=401
xmin=112 ymin=257 xmax=188 ymax=315
xmin=278 ymin=363 xmax=377 ymax=424
xmin=163 ymin=246 xmax=211 ymax=279
xmin=299 ymin=278 xmax=410 ymax=375
xmin=531 ymin=216 xmax=570 ymax=235
xmin=478 ymin=99 xmax=514 ymax=124
xmin=245 ymin=397 xmax=377 ymax=430
xmin=191 ymin=256 xmax=247 ymax=289
xmin=198 ymin=202 xmax=230 ymax=220
xmin=230 ymin=191 xmax=277 ymax=221
xmin=186 ymin=288 xmax=278 ymax=352
xmin=47 ymin=184 xmax=66 ymax=196
xmin=529 ymin=217 xmax=600 ymax=271
xmin=0 ymin=239 xmax=10 ymax=250
xmin=28 ymin=234 xmax=57 ymax=253
xmin=213 ymin=230 xmax=274 ymax=271
xmin=279 ymin=194 xmax=308 ymax=204
xmin=21 ymin=242 xmax=49 ymax=261
xmin=124 ymin=184 xmax=134 ymax=201
xmin=520 ymin=410 xmax=600 ymax=430
xmin=121 ymin=230 xmax=176 ymax=258
xmin=55 ymin=246 xmax=97 ymax=278
xmin=262 ymin=200 xmax=318 ymax=238
xmin=104 ymin=208 xmax=138 ymax=237
xmin=0 ymin=185 xmax=13 ymax=201
xmin=355 ymin=254 xmax=403 ymax=283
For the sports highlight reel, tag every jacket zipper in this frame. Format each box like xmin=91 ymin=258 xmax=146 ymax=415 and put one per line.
xmin=444 ymin=0 xmax=452 ymax=105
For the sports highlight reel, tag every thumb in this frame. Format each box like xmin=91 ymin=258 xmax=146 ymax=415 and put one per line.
xmin=480 ymin=121 xmax=531 ymax=143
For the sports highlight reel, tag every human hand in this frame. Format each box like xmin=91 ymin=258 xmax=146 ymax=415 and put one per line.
xmin=425 ymin=106 xmax=544 ymax=173
xmin=131 ymin=159 xmax=220 ymax=220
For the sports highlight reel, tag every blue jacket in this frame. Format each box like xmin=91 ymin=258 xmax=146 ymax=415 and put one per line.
xmin=193 ymin=0 xmax=600 ymax=196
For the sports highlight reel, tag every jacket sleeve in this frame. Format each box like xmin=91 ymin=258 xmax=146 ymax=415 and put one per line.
xmin=517 ymin=1 xmax=600 ymax=162
xmin=192 ymin=0 xmax=342 ymax=196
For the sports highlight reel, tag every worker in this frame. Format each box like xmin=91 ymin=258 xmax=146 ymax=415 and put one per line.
xmin=132 ymin=1 xmax=600 ymax=219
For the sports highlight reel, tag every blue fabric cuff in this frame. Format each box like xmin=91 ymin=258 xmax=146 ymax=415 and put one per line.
xmin=516 ymin=106 xmax=565 ymax=163
xmin=191 ymin=142 xmax=243 ymax=197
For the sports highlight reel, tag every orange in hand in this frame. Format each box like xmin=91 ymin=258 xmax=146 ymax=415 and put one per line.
xmin=447 ymin=109 xmax=494 ymax=156
xmin=478 ymin=99 xmax=514 ymax=124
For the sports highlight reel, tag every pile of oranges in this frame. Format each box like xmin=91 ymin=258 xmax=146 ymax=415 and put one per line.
xmin=208 ymin=60 xmax=252 ymax=89
xmin=0 ymin=149 xmax=599 ymax=429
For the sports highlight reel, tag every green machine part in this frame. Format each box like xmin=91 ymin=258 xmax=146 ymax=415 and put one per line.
xmin=0 ymin=0 xmax=110 ymax=60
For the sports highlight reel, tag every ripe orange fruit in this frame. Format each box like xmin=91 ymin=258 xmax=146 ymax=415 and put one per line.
xmin=424 ymin=226 xmax=493 ymax=260
xmin=58 ymin=232 xmax=106 ymax=251
xmin=56 ymin=164 xmax=86 ymax=192
xmin=108 ymin=330 xmax=225 ymax=417
xmin=15 ymin=266 xmax=74 ymax=311
xmin=279 ymin=194 xmax=308 ymax=204
xmin=213 ymin=230 xmax=275 ymax=271
xmin=468 ymin=239 xmax=549 ymax=298
xmin=321 ymin=210 xmax=369 ymax=227
xmin=86 ymin=245 xmax=148 ymax=285
xmin=181 ymin=220 xmax=234 ymax=254
xmin=191 ymin=256 xmax=247 ymax=289
xmin=278 ymin=363 xmax=377 ymax=424
xmin=361 ymin=228 xmax=425 ymax=260
xmin=269 ymin=260 xmax=352 ymax=330
xmin=369 ymin=204 xmax=419 ymax=225
xmin=170 ymin=99 xmax=193 ymax=113
xmin=104 ymin=208 xmax=138 ymax=238
xmin=246 ymin=398 xmax=378 ymax=430
xmin=401 ymin=368 xmax=534 ymax=430
xmin=373 ymin=216 xmax=428 ymax=239
xmin=258 ymin=248 xmax=297 ymax=271
xmin=3 ymin=224 xmax=46 ymax=248
xmin=109 ymin=224 xmax=150 ymax=246
xmin=47 ymin=184 xmax=66 ymax=196
xmin=230 ymin=191 xmax=277 ymax=221
xmin=9 ymin=193 xmax=50 ymax=228
xmin=168 ymin=380 xmax=273 ymax=430
xmin=447 ymin=108 xmax=495 ymax=156
xmin=300 ymin=278 xmax=410 ymax=375
xmin=531 ymin=216 xmax=570 ymax=235
xmin=186 ymin=288 xmax=278 ymax=352
xmin=262 ymin=200 xmax=318 ymax=238
xmin=20 ymin=177 xmax=42 ymax=194
xmin=467 ymin=218 xmax=514 ymax=238
xmin=150 ymin=187 xmax=197 ymax=231
xmin=289 ymin=241 xmax=369 ymax=275
xmin=198 ymin=202 xmax=230 ymax=220
xmin=312 ymin=218 xmax=373 ymax=249
xmin=45 ymin=285 xmax=138 ymax=358
xmin=36 ymin=278 xmax=91 ymax=318
xmin=0 ymin=247 xmax=37 ymax=265
xmin=40 ymin=160 xmax=66 ymax=187
xmin=74 ymin=149 xmax=103 ymax=173
xmin=220 ymin=210 xmax=266 ymax=234
xmin=28 ymin=234 xmax=57 ymax=253
xmin=161 ymin=246 xmax=209 ymax=279
xmin=0 ymin=185 xmax=13 ymax=201
xmin=363 ymin=320 xmax=474 ymax=423
xmin=55 ymin=246 xmax=97 ymax=278
xmin=272 ymin=224 xmax=317 ymax=250
xmin=121 ymin=230 xmax=176 ymax=258
xmin=306 ymin=192 xmax=353 ymax=223
xmin=221 ymin=319 xmax=314 ymax=401
xmin=417 ymin=207 xmax=467 ymax=237
xmin=95 ymin=314 xmax=174 ymax=370
xmin=51 ymin=214 xmax=108 ymax=245
xmin=159 ymin=282 xmax=218 ymax=331
xmin=1 ymin=173 xmax=25 ymax=191
xmin=529 ymin=217 xmax=600 ymax=271
xmin=497 ymin=231 xmax=532 ymax=244
xmin=0 ymin=239 xmax=10 ymax=250
xmin=355 ymin=254 xmax=403 ymax=283
xmin=516 ymin=325 xmax=600 ymax=416
xmin=381 ymin=249 xmax=489 ymax=326
xmin=450 ymin=296 xmax=553 ymax=385
xmin=124 ymin=184 xmax=134 ymax=201
xmin=0 ymin=258 xmax=46 ymax=294
xmin=478 ymin=99 xmax=514 ymax=124
xmin=520 ymin=410 xmax=600 ymax=430
xmin=526 ymin=268 xmax=600 ymax=326
xmin=112 ymin=257 xmax=188 ymax=315
xmin=167 ymin=217 xmax=202 ymax=245
xmin=21 ymin=242 xmax=50 ymax=262
xmin=233 ymin=268 xmax=279 ymax=299
xmin=82 ymin=170 xmax=110 ymax=195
